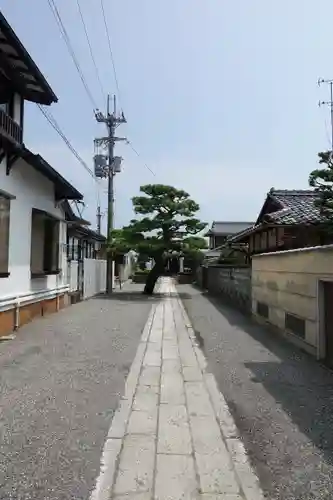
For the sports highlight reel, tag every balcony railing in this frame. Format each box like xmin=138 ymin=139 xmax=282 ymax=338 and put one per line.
xmin=0 ymin=109 xmax=22 ymax=145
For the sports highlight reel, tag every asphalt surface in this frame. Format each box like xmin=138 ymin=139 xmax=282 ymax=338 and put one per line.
xmin=0 ymin=283 xmax=153 ymax=500
xmin=178 ymin=284 xmax=333 ymax=500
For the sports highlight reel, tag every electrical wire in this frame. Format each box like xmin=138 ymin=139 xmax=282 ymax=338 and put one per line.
xmin=126 ymin=140 xmax=156 ymax=177
xmin=37 ymin=104 xmax=95 ymax=178
xmin=76 ymin=0 xmax=105 ymax=103
xmin=100 ymin=0 xmax=122 ymax=107
xmin=38 ymin=104 xmax=102 ymax=219
xmin=47 ymin=0 xmax=98 ymax=110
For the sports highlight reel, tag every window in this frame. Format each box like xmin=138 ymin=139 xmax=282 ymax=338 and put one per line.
xmin=30 ymin=209 xmax=60 ymax=277
xmin=256 ymin=301 xmax=269 ymax=318
xmin=285 ymin=313 xmax=305 ymax=339
xmin=0 ymin=195 xmax=10 ymax=276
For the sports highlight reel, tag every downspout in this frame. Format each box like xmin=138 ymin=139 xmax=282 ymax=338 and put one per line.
xmin=14 ymin=297 xmax=20 ymax=330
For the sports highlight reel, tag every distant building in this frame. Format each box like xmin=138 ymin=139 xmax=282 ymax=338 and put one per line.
xmin=228 ymin=189 xmax=333 ymax=255
xmin=205 ymin=221 xmax=254 ymax=249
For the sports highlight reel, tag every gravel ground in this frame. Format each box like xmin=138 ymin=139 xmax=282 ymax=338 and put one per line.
xmin=0 ymin=283 xmax=153 ymax=500
xmin=178 ymin=285 xmax=333 ymax=500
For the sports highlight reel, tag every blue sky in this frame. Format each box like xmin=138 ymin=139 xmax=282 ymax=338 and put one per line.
xmin=2 ymin=0 xmax=333 ymax=231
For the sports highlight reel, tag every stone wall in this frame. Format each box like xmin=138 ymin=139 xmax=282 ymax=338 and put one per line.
xmin=252 ymin=245 xmax=333 ymax=357
xmin=204 ymin=265 xmax=252 ymax=312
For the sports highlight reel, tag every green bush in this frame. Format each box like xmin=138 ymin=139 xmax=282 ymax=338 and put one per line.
xmin=135 ymin=268 xmax=150 ymax=274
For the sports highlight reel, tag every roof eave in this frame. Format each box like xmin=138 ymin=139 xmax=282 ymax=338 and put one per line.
xmin=0 ymin=12 xmax=58 ymax=104
xmin=21 ymin=148 xmax=83 ymax=201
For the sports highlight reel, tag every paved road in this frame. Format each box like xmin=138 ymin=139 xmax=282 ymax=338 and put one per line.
xmin=0 ymin=284 xmax=152 ymax=500
xmin=178 ymin=284 xmax=333 ymax=500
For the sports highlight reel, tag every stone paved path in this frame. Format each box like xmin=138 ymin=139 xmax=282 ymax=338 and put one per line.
xmin=91 ymin=278 xmax=264 ymax=500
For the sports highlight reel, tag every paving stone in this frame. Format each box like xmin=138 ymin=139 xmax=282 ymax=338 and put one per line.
xmin=199 ymin=495 xmax=243 ymax=500
xmin=133 ymin=386 xmax=159 ymax=412
xmin=143 ymin=350 xmax=161 ymax=367
xmin=127 ymin=408 xmax=158 ymax=435
xmin=146 ymin=342 xmax=162 ymax=354
xmin=160 ymin=372 xmax=185 ymax=405
xmin=149 ymin=330 xmax=163 ymax=343
xmin=114 ymin=434 xmax=155 ymax=495
xmin=162 ymin=359 xmax=181 ymax=374
xmin=141 ymin=314 xmax=154 ymax=342
xmin=162 ymin=341 xmax=179 ymax=360
xmin=158 ymin=404 xmax=192 ymax=455
xmin=108 ymin=398 xmax=132 ymax=438
xmin=124 ymin=370 xmax=140 ymax=402
xmin=178 ymin=343 xmax=198 ymax=367
xmin=183 ymin=366 xmax=203 ymax=382
xmin=190 ymin=415 xmax=225 ymax=455
xmin=185 ymin=382 xmax=215 ymax=417
xmin=195 ymin=453 xmax=240 ymax=495
xmin=91 ymin=438 xmax=122 ymax=500
xmin=139 ymin=366 xmax=161 ymax=387
xmin=204 ymin=374 xmax=238 ymax=439
xmin=114 ymin=493 xmax=152 ymax=500
xmin=155 ymin=454 xmax=198 ymax=500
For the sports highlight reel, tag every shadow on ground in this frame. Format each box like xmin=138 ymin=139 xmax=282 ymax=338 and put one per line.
xmin=179 ymin=285 xmax=333 ymax=467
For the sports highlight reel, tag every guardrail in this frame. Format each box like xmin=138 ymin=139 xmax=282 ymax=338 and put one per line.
xmin=0 ymin=108 xmax=22 ymax=144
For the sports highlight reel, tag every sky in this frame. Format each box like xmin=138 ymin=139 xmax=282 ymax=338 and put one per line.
xmin=2 ymin=0 xmax=333 ymax=232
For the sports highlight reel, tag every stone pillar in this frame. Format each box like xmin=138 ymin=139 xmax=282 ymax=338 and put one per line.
xmin=179 ymin=257 xmax=184 ymax=273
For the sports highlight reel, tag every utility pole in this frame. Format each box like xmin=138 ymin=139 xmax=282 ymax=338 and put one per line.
xmin=318 ymin=78 xmax=333 ymax=152
xmin=96 ymin=205 xmax=102 ymax=234
xmin=94 ymin=94 xmax=126 ymax=293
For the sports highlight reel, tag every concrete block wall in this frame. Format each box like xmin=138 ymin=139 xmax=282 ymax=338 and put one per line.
xmin=252 ymin=245 xmax=333 ymax=355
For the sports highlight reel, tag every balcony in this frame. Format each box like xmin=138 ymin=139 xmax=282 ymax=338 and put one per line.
xmin=0 ymin=108 xmax=22 ymax=145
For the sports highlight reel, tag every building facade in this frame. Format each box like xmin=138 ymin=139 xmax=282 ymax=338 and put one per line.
xmin=205 ymin=221 xmax=254 ymax=250
xmin=229 ymin=189 xmax=332 ymax=255
xmin=0 ymin=12 xmax=83 ymax=336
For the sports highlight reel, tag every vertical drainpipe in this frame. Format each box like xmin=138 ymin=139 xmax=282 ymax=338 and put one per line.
xmin=14 ymin=297 xmax=20 ymax=330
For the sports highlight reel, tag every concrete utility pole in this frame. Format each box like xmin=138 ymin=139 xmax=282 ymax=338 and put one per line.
xmin=96 ymin=205 xmax=102 ymax=234
xmin=94 ymin=94 xmax=126 ymax=293
xmin=318 ymin=78 xmax=333 ymax=152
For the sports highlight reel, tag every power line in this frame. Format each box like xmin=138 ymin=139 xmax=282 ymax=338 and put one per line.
xmin=76 ymin=0 xmax=105 ymax=102
xmin=38 ymin=104 xmax=102 ymax=219
xmin=47 ymin=0 xmax=98 ymax=110
xmin=126 ymin=140 xmax=156 ymax=176
xmin=37 ymin=104 xmax=95 ymax=178
xmin=100 ymin=0 xmax=122 ymax=107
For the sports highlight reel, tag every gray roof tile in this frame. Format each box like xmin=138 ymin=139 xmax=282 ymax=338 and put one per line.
xmin=265 ymin=189 xmax=321 ymax=224
xmin=206 ymin=221 xmax=254 ymax=235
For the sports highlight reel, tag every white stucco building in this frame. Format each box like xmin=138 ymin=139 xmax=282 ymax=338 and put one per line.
xmin=0 ymin=12 xmax=83 ymax=335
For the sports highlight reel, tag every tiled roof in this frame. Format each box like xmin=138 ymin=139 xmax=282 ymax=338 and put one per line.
xmin=227 ymin=189 xmax=323 ymax=244
xmin=205 ymin=221 xmax=254 ymax=236
xmin=227 ymin=225 xmax=258 ymax=242
xmin=264 ymin=189 xmax=321 ymax=225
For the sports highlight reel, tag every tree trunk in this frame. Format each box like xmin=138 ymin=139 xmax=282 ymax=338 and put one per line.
xmin=143 ymin=258 xmax=164 ymax=295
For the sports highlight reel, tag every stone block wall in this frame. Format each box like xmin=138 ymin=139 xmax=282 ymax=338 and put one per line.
xmin=205 ymin=265 xmax=252 ymax=312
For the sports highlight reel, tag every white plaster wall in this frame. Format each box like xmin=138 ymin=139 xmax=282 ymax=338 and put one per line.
xmin=0 ymin=156 xmax=68 ymax=298
xmin=13 ymin=93 xmax=22 ymax=125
